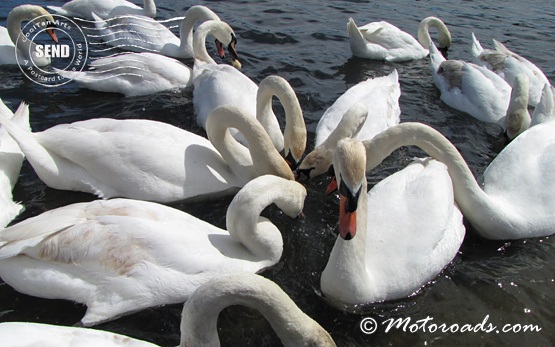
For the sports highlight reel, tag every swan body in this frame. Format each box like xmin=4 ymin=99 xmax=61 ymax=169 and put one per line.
xmin=430 ymin=42 xmax=512 ymax=126
xmin=471 ymin=33 xmax=550 ymax=107
xmin=55 ymin=52 xmax=192 ymax=96
xmin=347 ymin=16 xmax=451 ymax=62
xmin=90 ymin=5 xmax=219 ymax=59
xmin=531 ymin=83 xmax=555 ymax=127
xmin=363 ymin=122 xmax=555 ymax=240
xmin=0 ymin=105 xmax=294 ymax=203
xmin=0 ymin=175 xmax=306 ymax=326
xmin=56 ymin=19 xmax=239 ymax=96
xmin=321 ymin=138 xmax=464 ymax=306
xmin=0 ymin=5 xmax=58 ymax=67
xmin=47 ymin=0 xmax=156 ymax=20
xmin=0 ymin=100 xmax=29 ymax=227
xmin=0 ymin=274 xmax=334 ymax=347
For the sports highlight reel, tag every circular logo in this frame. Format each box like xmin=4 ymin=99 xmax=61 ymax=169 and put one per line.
xmin=360 ymin=317 xmax=378 ymax=334
xmin=16 ymin=14 xmax=88 ymax=87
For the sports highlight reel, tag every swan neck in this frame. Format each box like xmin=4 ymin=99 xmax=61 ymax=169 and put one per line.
xmin=193 ymin=21 xmax=217 ymax=64
xmin=7 ymin=7 xmax=33 ymax=57
xmin=180 ymin=275 xmax=333 ymax=346
xmin=142 ymin=0 xmax=156 ymax=17
xmin=180 ymin=6 xmax=220 ymax=54
xmin=417 ymin=17 xmax=451 ymax=50
xmin=363 ymin=123 xmax=495 ymax=234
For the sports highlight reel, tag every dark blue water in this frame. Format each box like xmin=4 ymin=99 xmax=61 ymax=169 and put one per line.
xmin=1 ymin=0 xmax=554 ymax=346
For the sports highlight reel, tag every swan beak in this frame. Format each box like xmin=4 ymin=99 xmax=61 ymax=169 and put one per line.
xmin=325 ymin=177 xmax=338 ymax=195
xmin=339 ymin=195 xmax=356 ymax=240
xmin=228 ymin=35 xmax=242 ymax=69
xmin=439 ymin=46 xmax=449 ymax=59
xmin=46 ymin=23 xmax=58 ymax=43
xmin=215 ymin=39 xmax=225 ymax=58
xmin=284 ymin=151 xmax=299 ymax=171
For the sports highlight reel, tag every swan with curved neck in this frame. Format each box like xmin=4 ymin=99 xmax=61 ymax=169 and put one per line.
xmin=91 ymin=5 xmax=219 ymax=59
xmin=55 ymin=19 xmax=238 ymax=96
xmin=0 ymin=103 xmax=293 ymax=203
xmin=320 ymin=138 xmax=464 ymax=306
xmin=505 ymin=74 xmax=531 ymax=139
xmin=0 ymin=175 xmax=306 ymax=326
xmin=347 ymin=16 xmax=451 ymax=62
xmin=0 ymin=274 xmax=334 ymax=346
xmin=362 ymin=122 xmax=555 ymax=239
xmin=0 ymin=5 xmax=58 ymax=66
xmin=47 ymin=0 xmax=156 ymax=20
xmin=471 ymin=33 xmax=550 ymax=107
xmin=0 ymin=99 xmax=29 ymax=228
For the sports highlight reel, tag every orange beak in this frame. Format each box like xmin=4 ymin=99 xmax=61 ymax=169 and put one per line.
xmin=325 ymin=177 xmax=338 ymax=195
xmin=47 ymin=28 xmax=58 ymax=43
xmin=339 ymin=194 xmax=356 ymax=240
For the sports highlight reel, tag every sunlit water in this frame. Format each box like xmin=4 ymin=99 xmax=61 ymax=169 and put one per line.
xmin=1 ymin=1 xmax=554 ymax=346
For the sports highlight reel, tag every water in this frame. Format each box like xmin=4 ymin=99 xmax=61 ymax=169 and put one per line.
xmin=1 ymin=0 xmax=554 ymax=346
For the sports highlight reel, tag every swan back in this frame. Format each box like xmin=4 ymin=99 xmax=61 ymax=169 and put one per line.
xmin=180 ymin=273 xmax=336 ymax=347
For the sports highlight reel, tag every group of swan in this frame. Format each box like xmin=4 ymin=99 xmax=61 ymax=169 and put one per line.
xmin=0 ymin=5 xmax=59 ymax=67
xmin=57 ymin=18 xmax=239 ymax=97
xmin=0 ymin=273 xmax=335 ymax=346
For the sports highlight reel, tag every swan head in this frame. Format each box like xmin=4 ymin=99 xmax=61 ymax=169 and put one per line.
xmin=8 ymin=5 xmax=59 ymax=44
xmin=333 ymin=138 xmax=366 ymax=240
xmin=211 ymin=21 xmax=242 ymax=69
xmin=295 ymin=147 xmax=334 ymax=181
xmin=418 ymin=16 xmax=451 ymax=58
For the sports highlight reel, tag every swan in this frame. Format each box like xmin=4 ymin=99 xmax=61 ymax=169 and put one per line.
xmin=0 ymin=274 xmax=335 ymax=346
xmin=90 ymin=5 xmax=219 ymax=59
xmin=0 ymin=99 xmax=29 ymax=227
xmin=0 ymin=105 xmax=294 ymax=203
xmin=296 ymin=103 xmax=369 ymax=180
xmin=54 ymin=20 xmax=239 ymax=96
xmin=295 ymin=70 xmax=400 ymax=180
xmin=430 ymin=42 xmax=512 ymax=126
xmin=470 ymin=33 xmax=551 ymax=107
xmin=504 ymin=74 xmax=531 ymax=140
xmin=361 ymin=122 xmax=555 ymax=240
xmin=0 ymin=5 xmax=58 ymax=67
xmin=0 ymin=175 xmax=307 ymax=326
xmin=347 ymin=16 xmax=451 ymax=62
xmin=320 ymin=138 xmax=465 ymax=306
xmin=47 ymin=0 xmax=156 ymax=20
xmin=531 ymin=83 xmax=555 ymax=127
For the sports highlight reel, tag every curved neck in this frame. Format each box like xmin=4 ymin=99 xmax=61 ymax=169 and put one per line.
xmin=417 ymin=17 xmax=451 ymax=50
xmin=206 ymin=106 xmax=294 ymax=183
xmin=7 ymin=6 xmax=36 ymax=60
xmin=142 ymin=0 xmax=156 ymax=18
xmin=179 ymin=274 xmax=333 ymax=346
xmin=256 ymin=76 xmax=306 ymax=161
xmin=193 ymin=20 xmax=219 ymax=64
xmin=179 ymin=6 xmax=220 ymax=55
xmin=363 ymin=123 xmax=499 ymax=237
xmin=505 ymin=76 xmax=531 ymax=139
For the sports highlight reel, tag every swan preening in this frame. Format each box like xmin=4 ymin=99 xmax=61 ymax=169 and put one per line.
xmin=320 ymin=138 xmax=464 ymax=306
xmin=471 ymin=33 xmax=551 ymax=107
xmin=47 ymin=0 xmax=156 ymax=20
xmin=0 ymin=5 xmax=59 ymax=67
xmin=90 ymin=5 xmax=219 ymax=59
xmin=56 ymin=19 xmax=240 ymax=97
xmin=0 ymin=274 xmax=335 ymax=346
xmin=348 ymin=16 xmax=451 ymax=62
xmin=0 ymin=99 xmax=29 ymax=228
xmin=0 ymin=104 xmax=293 ymax=203
xmin=361 ymin=122 xmax=555 ymax=240
xmin=0 ymin=175 xmax=306 ymax=326
xmin=430 ymin=42 xmax=512 ymax=127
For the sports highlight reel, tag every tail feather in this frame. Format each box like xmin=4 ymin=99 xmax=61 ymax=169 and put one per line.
xmin=470 ymin=33 xmax=484 ymax=58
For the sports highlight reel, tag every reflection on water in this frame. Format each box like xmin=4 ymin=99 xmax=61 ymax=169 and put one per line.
xmin=1 ymin=0 xmax=554 ymax=346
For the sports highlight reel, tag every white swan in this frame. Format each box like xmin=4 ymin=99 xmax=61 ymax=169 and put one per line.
xmin=320 ymin=138 xmax=464 ymax=307
xmin=471 ymin=33 xmax=551 ymax=107
xmin=296 ymin=103 xmax=369 ymax=180
xmin=362 ymin=122 xmax=555 ymax=240
xmin=47 ymin=0 xmax=156 ymax=20
xmin=347 ymin=16 xmax=451 ymax=62
xmin=0 ymin=5 xmax=58 ymax=67
xmin=0 ymin=175 xmax=306 ymax=326
xmin=430 ymin=42 xmax=512 ymax=126
xmin=504 ymin=74 xmax=531 ymax=140
xmin=90 ymin=5 xmax=219 ymax=59
xmin=0 ymin=105 xmax=294 ymax=203
xmin=54 ymin=20 xmax=239 ymax=96
xmin=0 ymin=99 xmax=29 ymax=228
xmin=531 ymin=83 xmax=555 ymax=127
xmin=0 ymin=274 xmax=335 ymax=346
